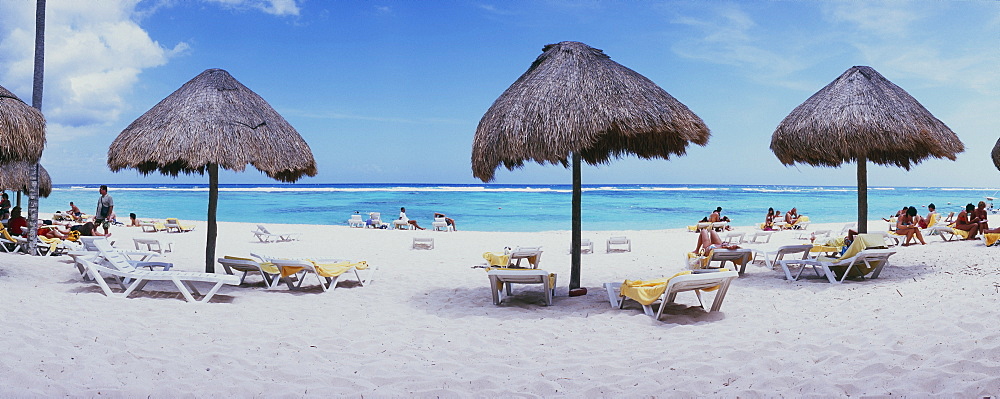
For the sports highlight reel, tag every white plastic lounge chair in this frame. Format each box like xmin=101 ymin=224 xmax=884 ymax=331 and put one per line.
xmin=366 ymin=212 xmax=385 ymax=228
xmin=77 ymin=236 xmax=160 ymax=261
xmin=698 ymin=248 xmax=754 ymax=274
xmin=93 ymin=239 xmax=173 ymax=272
xmin=606 ymin=236 xmax=631 ymax=253
xmin=412 ymin=237 xmax=434 ymax=250
xmin=392 ymin=219 xmax=410 ymax=230
xmin=745 ymin=231 xmax=774 ymax=244
xmin=0 ymin=227 xmax=23 ymax=253
xmin=34 ymin=236 xmax=81 ymax=256
xmin=604 ymin=269 xmax=739 ymax=319
xmin=751 ymin=244 xmax=814 ymax=276
xmin=722 ymin=231 xmax=745 ymax=244
xmin=839 ymin=222 xmax=857 ymax=236
xmin=487 ymin=268 xmax=557 ymax=306
xmin=217 ymin=256 xmax=280 ymax=286
xmin=573 ymin=239 xmax=593 ymax=254
xmin=431 ymin=217 xmax=452 ymax=232
xmin=164 ymin=218 xmax=195 ymax=233
xmin=348 ymin=214 xmax=365 ymax=228
xmin=80 ymin=258 xmax=239 ymax=303
xmin=252 ymin=253 xmax=376 ymax=291
xmin=795 ymin=229 xmax=829 ymax=240
xmin=711 ymin=221 xmax=729 ymax=231
xmin=133 ymin=237 xmax=174 ymax=254
xmin=252 ymin=225 xmax=301 ymax=243
xmin=508 ymin=246 xmax=543 ymax=268
xmin=778 ymin=234 xmax=896 ymax=283
xmin=139 ymin=220 xmax=167 ymax=232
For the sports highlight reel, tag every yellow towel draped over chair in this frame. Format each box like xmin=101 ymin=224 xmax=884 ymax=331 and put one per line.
xmin=620 ymin=270 xmax=726 ymax=306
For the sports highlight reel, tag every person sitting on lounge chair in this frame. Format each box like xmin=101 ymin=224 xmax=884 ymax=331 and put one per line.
xmin=954 ymin=203 xmax=980 ymax=240
xmin=895 ymin=206 xmax=926 ymax=246
xmin=975 ymin=201 xmax=989 ymax=232
xmin=399 ymin=207 xmax=425 ymax=230
xmin=918 ymin=203 xmax=938 ymax=229
xmin=433 ymin=212 xmax=457 ymax=231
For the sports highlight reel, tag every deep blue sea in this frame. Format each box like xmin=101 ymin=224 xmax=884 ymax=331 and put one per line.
xmin=17 ymin=184 xmax=1000 ymax=232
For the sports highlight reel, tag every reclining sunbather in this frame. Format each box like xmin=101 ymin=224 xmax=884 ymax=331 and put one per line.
xmin=694 ymin=229 xmax=740 ymax=254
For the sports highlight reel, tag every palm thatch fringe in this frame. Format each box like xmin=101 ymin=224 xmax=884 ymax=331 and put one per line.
xmin=472 ymin=41 xmax=709 ymax=182
xmin=0 ymin=85 xmax=46 ymax=163
xmin=0 ymin=161 xmax=51 ymax=197
xmin=108 ymin=69 xmax=317 ymax=182
xmin=992 ymin=138 xmax=1000 ymax=172
xmin=771 ymin=66 xmax=963 ymax=169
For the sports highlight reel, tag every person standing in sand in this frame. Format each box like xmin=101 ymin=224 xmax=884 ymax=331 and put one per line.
xmin=94 ymin=185 xmax=114 ymax=237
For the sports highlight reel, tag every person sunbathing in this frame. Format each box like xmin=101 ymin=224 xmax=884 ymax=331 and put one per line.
xmin=694 ymin=228 xmax=739 ymax=254
xmin=895 ymin=206 xmax=926 ymax=246
xmin=763 ymin=207 xmax=775 ymax=230
xmin=954 ymin=203 xmax=980 ymax=240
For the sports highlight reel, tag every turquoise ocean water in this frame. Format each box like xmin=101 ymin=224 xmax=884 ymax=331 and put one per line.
xmin=20 ymin=184 xmax=1000 ymax=232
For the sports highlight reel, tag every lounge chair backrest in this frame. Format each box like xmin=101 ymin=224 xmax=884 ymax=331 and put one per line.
xmin=93 ymin=239 xmax=134 ymax=271
xmin=80 ymin=236 xmax=107 ymax=252
xmin=775 ymin=244 xmax=813 ymax=261
xmin=371 ymin=212 xmax=381 ymax=221
xmin=257 ymin=225 xmax=271 ymax=234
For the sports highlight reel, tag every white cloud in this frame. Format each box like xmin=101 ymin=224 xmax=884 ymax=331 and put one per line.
xmin=669 ymin=4 xmax=814 ymax=89
xmin=823 ymin=1 xmax=1000 ymax=95
xmin=0 ymin=1 xmax=183 ymax=126
xmin=205 ymin=0 xmax=301 ymax=16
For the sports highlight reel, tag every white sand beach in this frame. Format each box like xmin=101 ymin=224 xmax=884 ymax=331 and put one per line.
xmin=1 ymin=218 xmax=999 ymax=397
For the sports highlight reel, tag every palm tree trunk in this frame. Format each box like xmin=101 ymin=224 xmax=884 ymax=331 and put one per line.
xmin=205 ymin=163 xmax=218 ymax=273
xmin=570 ymin=152 xmax=581 ymax=289
xmin=857 ymin=156 xmax=867 ymax=234
xmin=27 ymin=0 xmax=45 ymax=256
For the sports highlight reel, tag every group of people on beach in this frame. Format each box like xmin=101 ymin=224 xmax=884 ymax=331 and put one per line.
xmin=358 ymin=207 xmax=457 ymax=231
xmin=0 ymin=185 xmax=118 ymax=242
xmin=762 ymin=207 xmax=803 ymax=231
xmin=884 ymin=201 xmax=998 ymax=245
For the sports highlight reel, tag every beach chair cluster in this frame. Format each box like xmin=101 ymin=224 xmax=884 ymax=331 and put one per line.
xmin=139 ymin=218 xmax=195 ymax=233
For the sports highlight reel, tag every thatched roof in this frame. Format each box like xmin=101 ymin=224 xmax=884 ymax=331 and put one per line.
xmin=771 ymin=66 xmax=963 ymax=169
xmin=992 ymin=138 xmax=1000 ymax=171
xmin=0 ymin=161 xmax=52 ymax=197
xmin=472 ymin=41 xmax=710 ymax=182
xmin=108 ymin=69 xmax=317 ymax=182
xmin=0 ymin=84 xmax=45 ymax=163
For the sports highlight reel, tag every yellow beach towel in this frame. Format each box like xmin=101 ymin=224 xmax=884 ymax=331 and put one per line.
xmin=984 ymin=234 xmax=1000 ymax=247
xmin=38 ymin=236 xmax=62 ymax=253
xmin=275 ymin=260 xmax=368 ymax=278
xmin=223 ymin=256 xmax=280 ymax=275
xmin=482 ymin=252 xmax=510 ymax=267
xmin=620 ymin=269 xmax=728 ymax=306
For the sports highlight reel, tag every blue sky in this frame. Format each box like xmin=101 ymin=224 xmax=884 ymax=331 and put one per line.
xmin=0 ymin=0 xmax=997 ymax=187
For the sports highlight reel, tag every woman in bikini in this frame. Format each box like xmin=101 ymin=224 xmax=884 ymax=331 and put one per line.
xmin=895 ymin=206 xmax=926 ymax=246
xmin=954 ymin=203 xmax=980 ymax=240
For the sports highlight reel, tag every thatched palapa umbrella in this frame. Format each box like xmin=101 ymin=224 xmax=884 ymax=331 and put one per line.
xmin=472 ymin=41 xmax=710 ymax=292
xmin=0 ymin=85 xmax=45 ymax=164
xmin=109 ymin=68 xmax=317 ymax=273
xmin=991 ymin=140 xmax=1000 ymax=172
xmin=771 ymin=66 xmax=963 ymax=233
xmin=0 ymin=161 xmax=52 ymax=204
